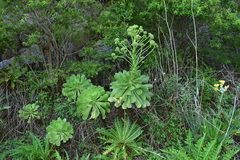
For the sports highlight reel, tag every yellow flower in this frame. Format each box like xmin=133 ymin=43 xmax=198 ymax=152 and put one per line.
xmin=120 ymin=97 xmax=122 ymax=100
xmin=224 ymin=85 xmax=230 ymax=91
xmin=214 ymin=84 xmax=219 ymax=87
xmin=117 ymin=100 xmax=121 ymax=103
xmin=219 ymin=80 xmax=225 ymax=84
xmin=114 ymin=98 xmax=117 ymax=101
xmin=214 ymin=88 xmax=219 ymax=91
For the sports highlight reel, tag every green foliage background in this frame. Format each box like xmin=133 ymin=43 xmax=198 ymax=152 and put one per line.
xmin=0 ymin=0 xmax=240 ymax=159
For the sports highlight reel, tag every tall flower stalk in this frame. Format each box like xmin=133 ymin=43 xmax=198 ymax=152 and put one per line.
xmin=113 ymin=25 xmax=158 ymax=73
xmin=109 ymin=25 xmax=157 ymax=110
xmin=213 ymin=80 xmax=230 ymax=115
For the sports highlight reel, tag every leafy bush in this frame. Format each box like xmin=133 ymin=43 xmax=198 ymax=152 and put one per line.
xmin=0 ymin=65 xmax=27 ymax=89
xmin=161 ymin=131 xmax=239 ymax=160
xmin=142 ymin=112 xmax=187 ymax=149
xmin=2 ymin=133 xmax=61 ymax=160
xmin=53 ymin=100 xmax=78 ymax=123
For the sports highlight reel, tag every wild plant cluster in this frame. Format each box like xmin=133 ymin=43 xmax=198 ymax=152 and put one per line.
xmin=1 ymin=0 xmax=240 ymax=160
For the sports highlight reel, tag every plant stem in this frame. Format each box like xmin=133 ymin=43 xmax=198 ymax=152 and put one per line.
xmin=29 ymin=117 xmax=33 ymax=133
xmin=222 ymin=96 xmax=237 ymax=143
xmin=123 ymin=109 xmax=127 ymax=123
xmin=217 ymin=93 xmax=223 ymax=115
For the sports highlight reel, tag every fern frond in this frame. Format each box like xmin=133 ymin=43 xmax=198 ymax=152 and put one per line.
xmin=222 ymin=149 xmax=239 ymax=160
xmin=208 ymin=142 xmax=221 ymax=160
xmin=185 ymin=131 xmax=194 ymax=147
xmin=193 ymin=134 xmax=206 ymax=159
xmin=162 ymin=148 xmax=193 ymax=160
xmin=30 ymin=133 xmax=44 ymax=155
xmin=177 ymin=150 xmax=193 ymax=160
xmin=103 ymin=143 xmax=118 ymax=156
xmin=201 ymin=139 xmax=216 ymax=160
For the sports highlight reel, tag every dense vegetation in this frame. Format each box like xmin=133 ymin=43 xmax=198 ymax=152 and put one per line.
xmin=0 ymin=0 xmax=240 ymax=159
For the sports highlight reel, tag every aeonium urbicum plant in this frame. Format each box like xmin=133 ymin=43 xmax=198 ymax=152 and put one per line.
xmin=112 ymin=25 xmax=158 ymax=72
xmin=109 ymin=25 xmax=156 ymax=109
xmin=62 ymin=74 xmax=110 ymax=120
xmin=18 ymin=103 xmax=41 ymax=123
xmin=46 ymin=117 xmax=74 ymax=146
xmin=62 ymin=74 xmax=92 ymax=102
xmin=77 ymin=85 xmax=110 ymax=120
xmin=108 ymin=70 xmax=153 ymax=109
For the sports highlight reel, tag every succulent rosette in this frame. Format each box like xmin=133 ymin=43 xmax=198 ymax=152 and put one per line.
xmin=108 ymin=70 xmax=153 ymax=109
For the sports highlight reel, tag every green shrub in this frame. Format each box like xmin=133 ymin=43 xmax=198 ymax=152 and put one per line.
xmin=161 ymin=131 xmax=239 ymax=160
xmin=2 ymin=133 xmax=61 ymax=160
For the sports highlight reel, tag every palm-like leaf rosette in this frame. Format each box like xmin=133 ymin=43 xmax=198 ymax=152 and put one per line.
xmin=108 ymin=70 xmax=153 ymax=109
xmin=98 ymin=118 xmax=145 ymax=159
xmin=46 ymin=117 xmax=74 ymax=146
xmin=62 ymin=74 xmax=92 ymax=101
xmin=77 ymin=85 xmax=110 ymax=120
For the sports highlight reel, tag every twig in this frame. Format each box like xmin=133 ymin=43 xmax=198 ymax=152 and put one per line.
xmin=136 ymin=146 xmax=166 ymax=159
